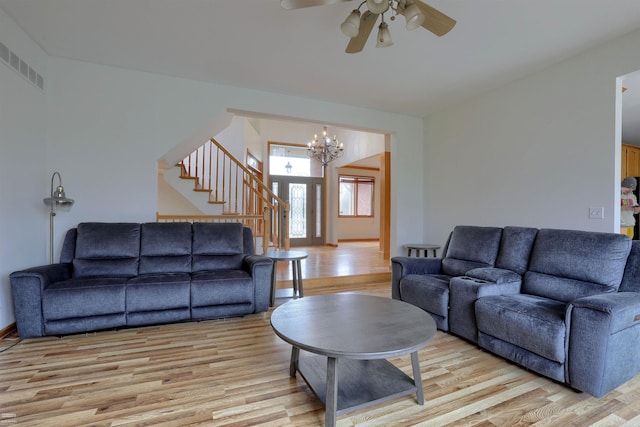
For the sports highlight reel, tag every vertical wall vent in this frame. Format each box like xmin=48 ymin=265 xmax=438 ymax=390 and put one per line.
xmin=0 ymin=40 xmax=44 ymax=91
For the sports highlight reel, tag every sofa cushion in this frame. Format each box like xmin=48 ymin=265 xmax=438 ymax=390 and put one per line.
xmin=243 ymin=227 xmax=255 ymax=256
xmin=191 ymin=270 xmax=253 ymax=306
xmin=523 ymin=272 xmax=622 ymax=304
xmin=126 ymin=273 xmax=191 ymax=312
xmin=73 ymin=222 xmax=140 ymax=278
xmin=475 ymin=294 xmax=567 ymax=363
xmin=523 ymin=229 xmax=631 ymax=302
xmin=139 ymin=222 xmax=192 ymax=274
xmin=494 ymin=226 xmax=538 ymax=275
xmin=193 ymin=222 xmax=243 ymax=255
xmin=192 ymin=223 xmax=245 ymax=272
xmin=399 ymin=274 xmax=451 ymax=318
xmin=43 ymin=277 xmax=126 ymax=320
xmin=60 ymin=228 xmax=78 ymax=264
xmin=441 ymin=226 xmax=503 ymax=276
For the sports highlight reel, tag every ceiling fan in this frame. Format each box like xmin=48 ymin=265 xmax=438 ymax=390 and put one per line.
xmin=280 ymin=0 xmax=456 ymax=54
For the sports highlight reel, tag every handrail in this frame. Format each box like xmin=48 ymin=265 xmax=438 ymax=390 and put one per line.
xmin=209 ymin=138 xmax=270 ymax=193
xmin=176 ymin=138 xmax=290 ymax=252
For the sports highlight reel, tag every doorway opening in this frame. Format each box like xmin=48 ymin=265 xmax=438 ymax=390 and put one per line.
xmin=619 ymin=70 xmax=640 ymax=239
xmin=269 ymin=143 xmax=325 ymax=247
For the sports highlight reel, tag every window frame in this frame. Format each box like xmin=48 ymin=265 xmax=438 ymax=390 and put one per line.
xmin=338 ymin=174 xmax=375 ymax=218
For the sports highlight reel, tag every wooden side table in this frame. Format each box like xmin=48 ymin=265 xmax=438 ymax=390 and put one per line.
xmin=264 ymin=250 xmax=308 ymax=307
xmin=403 ymin=243 xmax=441 ymax=257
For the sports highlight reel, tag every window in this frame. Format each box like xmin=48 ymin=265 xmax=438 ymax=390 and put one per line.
xmin=269 ymin=144 xmax=313 ymax=177
xmin=339 ymin=175 xmax=374 ymax=217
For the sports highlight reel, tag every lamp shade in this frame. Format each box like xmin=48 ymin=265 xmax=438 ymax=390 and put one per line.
xmin=340 ymin=9 xmax=361 ymax=38
xmin=376 ymin=21 xmax=393 ymax=48
xmin=44 ymin=196 xmax=74 ymax=212
xmin=366 ymin=0 xmax=389 ymax=14
xmin=404 ymin=2 xmax=425 ymax=30
xmin=44 ymin=184 xmax=74 ymax=212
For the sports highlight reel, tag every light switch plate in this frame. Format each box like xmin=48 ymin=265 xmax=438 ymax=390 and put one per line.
xmin=589 ymin=207 xmax=604 ymax=219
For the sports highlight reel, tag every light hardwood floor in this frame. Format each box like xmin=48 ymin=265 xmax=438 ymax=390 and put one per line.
xmin=274 ymin=241 xmax=392 ymax=282
xmin=2 ymin=243 xmax=640 ymax=426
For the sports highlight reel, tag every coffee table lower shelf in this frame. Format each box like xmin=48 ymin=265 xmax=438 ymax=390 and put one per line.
xmin=296 ymin=352 xmax=419 ymax=417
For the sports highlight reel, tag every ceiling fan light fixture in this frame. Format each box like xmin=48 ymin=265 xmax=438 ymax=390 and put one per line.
xmin=376 ymin=21 xmax=393 ymax=48
xmin=366 ymin=0 xmax=389 ymax=14
xmin=340 ymin=9 xmax=361 ymax=38
xmin=281 ymin=0 xmax=456 ymax=54
xmin=404 ymin=2 xmax=425 ymax=30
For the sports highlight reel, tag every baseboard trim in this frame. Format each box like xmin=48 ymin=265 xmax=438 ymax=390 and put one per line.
xmin=0 ymin=322 xmax=17 ymax=340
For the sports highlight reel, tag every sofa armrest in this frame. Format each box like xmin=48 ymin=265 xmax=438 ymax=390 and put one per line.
xmin=465 ymin=267 xmax=522 ymax=284
xmin=391 ymin=256 xmax=442 ymax=299
xmin=567 ymin=292 xmax=640 ymax=397
xmin=571 ymin=292 xmax=640 ymax=334
xmin=449 ymin=275 xmax=521 ymax=342
xmin=10 ymin=263 xmax=73 ymax=338
xmin=243 ymin=255 xmax=274 ymax=313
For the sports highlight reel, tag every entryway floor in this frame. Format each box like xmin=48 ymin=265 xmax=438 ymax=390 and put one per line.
xmin=274 ymin=241 xmax=391 ymax=281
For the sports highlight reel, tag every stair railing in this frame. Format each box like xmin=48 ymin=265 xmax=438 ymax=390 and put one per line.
xmin=174 ymin=138 xmax=290 ymax=252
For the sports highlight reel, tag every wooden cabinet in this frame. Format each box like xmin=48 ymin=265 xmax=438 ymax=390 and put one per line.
xmin=622 ymin=144 xmax=640 ymax=178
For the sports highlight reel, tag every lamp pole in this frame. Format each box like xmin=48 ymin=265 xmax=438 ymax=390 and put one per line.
xmin=43 ymin=172 xmax=74 ymax=264
xmin=49 ymin=209 xmax=57 ymax=264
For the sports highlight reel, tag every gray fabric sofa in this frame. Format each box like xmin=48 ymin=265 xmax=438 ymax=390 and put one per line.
xmin=10 ymin=222 xmax=273 ymax=339
xmin=392 ymin=225 xmax=640 ymax=397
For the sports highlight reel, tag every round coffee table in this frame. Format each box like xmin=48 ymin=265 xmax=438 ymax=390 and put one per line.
xmin=270 ymin=293 xmax=436 ymax=427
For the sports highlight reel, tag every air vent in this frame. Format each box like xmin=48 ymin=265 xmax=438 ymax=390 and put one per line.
xmin=10 ymin=51 xmax=18 ymax=70
xmin=0 ymin=40 xmax=44 ymax=91
xmin=0 ymin=42 xmax=8 ymax=63
xmin=19 ymin=59 xmax=28 ymax=78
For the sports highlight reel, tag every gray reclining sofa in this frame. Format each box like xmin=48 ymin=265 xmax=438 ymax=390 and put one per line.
xmin=392 ymin=225 xmax=640 ymax=397
xmin=10 ymin=222 xmax=273 ymax=339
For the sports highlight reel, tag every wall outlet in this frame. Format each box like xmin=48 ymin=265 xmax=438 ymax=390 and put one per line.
xmin=589 ymin=207 xmax=604 ymax=219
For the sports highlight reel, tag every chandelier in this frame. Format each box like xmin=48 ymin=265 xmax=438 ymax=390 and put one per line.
xmin=340 ymin=0 xmax=426 ymax=48
xmin=307 ymin=126 xmax=344 ymax=167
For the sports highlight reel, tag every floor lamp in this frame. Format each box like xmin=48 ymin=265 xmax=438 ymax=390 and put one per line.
xmin=43 ymin=172 xmax=74 ymax=264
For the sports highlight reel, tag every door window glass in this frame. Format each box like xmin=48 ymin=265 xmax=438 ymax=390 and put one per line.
xmin=289 ymin=183 xmax=307 ymax=238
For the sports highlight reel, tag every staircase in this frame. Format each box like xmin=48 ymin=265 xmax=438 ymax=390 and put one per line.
xmin=158 ymin=138 xmax=290 ymax=253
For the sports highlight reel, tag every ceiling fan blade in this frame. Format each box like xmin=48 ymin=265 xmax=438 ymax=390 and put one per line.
xmin=281 ymin=0 xmax=351 ymax=10
xmin=414 ymin=0 xmax=456 ymax=36
xmin=345 ymin=11 xmax=378 ymax=54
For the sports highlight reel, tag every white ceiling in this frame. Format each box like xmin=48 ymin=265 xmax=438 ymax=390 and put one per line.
xmin=2 ymin=0 xmax=640 ymax=140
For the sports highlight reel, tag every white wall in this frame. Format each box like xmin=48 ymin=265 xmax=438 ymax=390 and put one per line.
xmin=0 ymin=9 xmax=48 ymax=331
xmin=157 ymin=176 xmax=204 ymax=216
xmin=423 ymin=28 xmax=640 ymax=248
xmin=215 ymin=115 xmax=245 ymax=161
xmin=243 ymin=118 xmax=263 ymax=164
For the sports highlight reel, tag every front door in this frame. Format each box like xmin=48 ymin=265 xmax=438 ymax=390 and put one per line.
xmin=271 ymin=176 xmax=324 ymax=246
